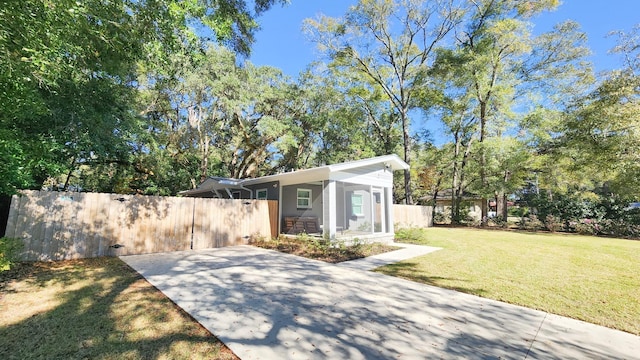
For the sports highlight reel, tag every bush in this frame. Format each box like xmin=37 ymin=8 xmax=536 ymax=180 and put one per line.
xmin=0 ymin=237 xmax=23 ymax=271
xmin=598 ymin=219 xmax=640 ymax=238
xmin=395 ymin=227 xmax=429 ymax=243
xmin=433 ymin=211 xmax=450 ymax=224
xmin=489 ymin=216 xmax=508 ymax=228
xmin=518 ymin=215 xmax=543 ymax=231
xmin=462 ymin=213 xmax=480 ymax=227
xmin=544 ymin=215 xmax=564 ymax=233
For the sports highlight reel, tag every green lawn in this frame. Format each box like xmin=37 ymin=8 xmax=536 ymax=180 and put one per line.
xmin=377 ymin=227 xmax=640 ymax=335
xmin=0 ymin=258 xmax=238 ymax=360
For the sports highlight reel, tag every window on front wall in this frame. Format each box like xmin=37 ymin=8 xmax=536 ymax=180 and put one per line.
xmin=351 ymin=194 xmax=363 ymax=216
xmin=297 ymin=188 xmax=312 ymax=209
xmin=256 ymin=189 xmax=268 ymax=200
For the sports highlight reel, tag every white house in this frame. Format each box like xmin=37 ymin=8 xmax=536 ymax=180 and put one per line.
xmin=180 ymin=154 xmax=409 ymax=241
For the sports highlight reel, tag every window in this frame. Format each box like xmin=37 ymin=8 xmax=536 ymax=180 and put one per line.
xmin=256 ymin=189 xmax=268 ymax=200
xmin=297 ymin=189 xmax=312 ymax=209
xmin=351 ymin=194 xmax=363 ymax=216
xmin=232 ymin=191 xmax=241 ymax=199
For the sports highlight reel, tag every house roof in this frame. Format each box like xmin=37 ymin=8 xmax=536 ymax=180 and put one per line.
xmin=180 ymin=154 xmax=409 ymax=197
xmin=431 ymin=189 xmax=481 ymax=201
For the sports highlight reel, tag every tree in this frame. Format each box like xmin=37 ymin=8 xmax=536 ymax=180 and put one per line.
xmin=562 ymin=24 xmax=640 ymax=196
xmin=305 ymin=0 xmax=464 ymax=204
xmin=0 ymin=0 xmax=287 ymax=195
xmin=428 ymin=0 xmax=592 ymax=224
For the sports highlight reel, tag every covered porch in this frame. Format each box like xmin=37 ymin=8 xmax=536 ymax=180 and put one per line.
xmin=279 ymin=180 xmax=395 ymax=242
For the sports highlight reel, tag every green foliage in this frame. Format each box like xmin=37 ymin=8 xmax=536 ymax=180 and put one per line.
xmin=0 ymin=0 xmax=286 ymax=196
xmin=394 ymin=227 xmax=430 ymax=243
xmin=519 ymin=188 xmax=640 ymax=238
xmin=544 ymin=215 xmax=563 ymax=233
xmin=305 ymin=0 xmax=465 ymax=204
xmin=426 ymin=0 xmax=592 ymax=224
xmin=0 ymin=237 xmax=23 ymax=271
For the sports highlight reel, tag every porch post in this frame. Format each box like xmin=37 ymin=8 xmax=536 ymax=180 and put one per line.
xmin=386 ymin=187 xmax=394 ymax=235
xmin=323 ymin=180 xmax=337 ymax=239
xmin=369 ymin=185 xmax=374 ymax=234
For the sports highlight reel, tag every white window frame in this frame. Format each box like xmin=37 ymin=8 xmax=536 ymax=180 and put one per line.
xmin=297 ymin=188 xmax=312 ymax=209
xmin=256 ymin=188 xmax=268 ymax=200
xmin=351 ymin=193 xmax=364 ymax=216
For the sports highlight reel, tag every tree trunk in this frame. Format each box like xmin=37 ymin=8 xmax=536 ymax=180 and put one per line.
xmin=451 ymin=131 xmax=460 ymax=224
xmin=479 ymin=101 xmax=488 ymax=226
xmin=502 ymin=192 xmax=508 ymax=223
xmin=401 ymin=110 xmax=413 ymax=204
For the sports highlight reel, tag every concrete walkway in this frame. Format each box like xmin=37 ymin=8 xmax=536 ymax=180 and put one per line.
xmin=121 ymin=246 xmax=640 ymax=360
xmin=336 ymin=242 xmax=441 ymax=271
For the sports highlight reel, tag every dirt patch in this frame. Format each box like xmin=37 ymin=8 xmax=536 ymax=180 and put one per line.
xmin=251 ymin=236 xmax=399 ymax=263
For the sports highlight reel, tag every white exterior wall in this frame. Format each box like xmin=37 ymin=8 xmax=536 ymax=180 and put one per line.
xmin=330 ymin=165 xmax=393 ymax=187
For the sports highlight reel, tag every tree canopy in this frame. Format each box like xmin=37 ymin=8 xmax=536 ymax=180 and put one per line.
xmin=1 ymin=0 xmax=638 ymax=236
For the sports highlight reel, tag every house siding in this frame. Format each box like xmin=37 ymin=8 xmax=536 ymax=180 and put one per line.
xmin=245 ymin=181 xmax=279 ymax=200
xmin=281 ymin=184 xmax=323 ymax=220
xmin=331 ymin=166 xmax=393 ymax=187
xmin=346 ymin=188 xmax=373 ymax=231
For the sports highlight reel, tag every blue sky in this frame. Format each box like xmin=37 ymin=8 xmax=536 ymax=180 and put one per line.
xmin=250 ymin=0 xmax=640 ymax=76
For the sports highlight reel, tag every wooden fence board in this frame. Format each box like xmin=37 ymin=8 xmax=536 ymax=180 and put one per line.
xmin=4 ymin=194 xmax=20 ymax=239
xmin=268 ymin=200 xmax=279 ymax=238
xmin=393 ymin=204 xmax=434 ymax=229
xmin=4 ymin=191 xmax=278 ymax=261
xmin=6 ymin=191 xmax=429 ymax=261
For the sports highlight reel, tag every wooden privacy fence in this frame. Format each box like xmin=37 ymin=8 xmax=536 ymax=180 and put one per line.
xmin=4 ymin=190 xmax=278 ymax=261
xmin=393 ymin=204 xmax=433 ymax=229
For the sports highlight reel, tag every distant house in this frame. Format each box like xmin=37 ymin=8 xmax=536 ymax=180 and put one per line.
xmin=180 ymin=155 xmax=409 ymax=242
xmin=432 ymin=189 xmax=482 ymax=223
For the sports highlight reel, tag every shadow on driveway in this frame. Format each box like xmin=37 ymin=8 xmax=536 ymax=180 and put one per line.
xmin=121 ymin=246 xmax=640 ymax=360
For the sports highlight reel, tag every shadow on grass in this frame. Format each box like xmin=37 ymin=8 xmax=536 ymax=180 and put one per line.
xmin=0 ymin=258 xmax=236 ymax=360
xmin=375 ymin=261 xmax=488 ymax=297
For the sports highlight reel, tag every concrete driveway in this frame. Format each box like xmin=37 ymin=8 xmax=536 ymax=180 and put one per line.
xmin=121 ymin=246 xmax=640 ymax=359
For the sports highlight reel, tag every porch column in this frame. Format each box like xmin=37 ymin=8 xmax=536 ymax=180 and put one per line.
xmin=323 ymin=180 xmax=337 ymax=239
xmin=385 ymin=187 xmax=394 ymax=235
xmin=369 ymin=185 xmax=374 ymax=234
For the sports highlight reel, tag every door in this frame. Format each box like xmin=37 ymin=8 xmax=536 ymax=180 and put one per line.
xmin=373 ymin=190 xmax=384 ymax=233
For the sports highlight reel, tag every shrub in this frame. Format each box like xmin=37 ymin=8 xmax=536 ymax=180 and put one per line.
xmin=518 ymin=215 xmax=543 ymax=231
xmin=433 ymin=211 xmax=450 ymax=224
xmin=0 ymin=237 xmax=23 ymax=271
xmin=598 ymin=219 xmax=640 ymax=238
xmin=489 ymin=216 xmax=508 ymax=228
xmin=395 ymin=227 xmax=429 ymax=243
xmin=463 ymin=214 xmax=480 ymax=227
xmin=574 ymin=221 xmax=597 ymax=235
xmin=544 ymin=215 xmax=563 ymax=233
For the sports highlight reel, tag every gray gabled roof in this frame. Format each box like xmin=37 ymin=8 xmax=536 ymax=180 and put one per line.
xmin=180 ymin=154 xmax=409 ymax=197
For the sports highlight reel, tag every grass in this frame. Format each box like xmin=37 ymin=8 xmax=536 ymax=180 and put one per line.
xmin=377 ymin=227 xmax=640 ymax=335
xmin=251 ymin=234 xmax=399 ymax=263
xmin=0 ymin=257 xmax=238 ymax=360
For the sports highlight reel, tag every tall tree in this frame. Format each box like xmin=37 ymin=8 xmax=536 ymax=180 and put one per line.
xmin=305 ymin=0 xmax=464 ymax=204
xmin=430 ymin=0 xmax=592 ymax=224
xmin=562 ymin=24 xmax=640 ymax=196
xmin=0 ymin=0 xmax=287 ymax=195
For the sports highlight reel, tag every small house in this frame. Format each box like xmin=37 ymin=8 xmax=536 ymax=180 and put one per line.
xmin=180 ymin=155 xmax=409 ymax=242
xmin=432 ymin=189 xmax=483 ymax=223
